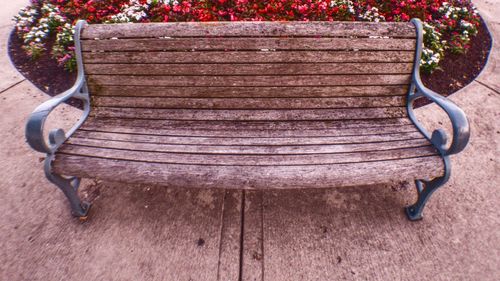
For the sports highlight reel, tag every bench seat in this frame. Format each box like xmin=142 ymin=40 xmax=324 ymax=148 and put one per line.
xmin=53 ymin=117 xmax=443 ymax=189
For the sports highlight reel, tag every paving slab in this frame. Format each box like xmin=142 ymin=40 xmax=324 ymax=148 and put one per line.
xmin=241 ymin=191 xmax=265 ymax=281
xmin=0 ymin=81 xmax=241 ymax=280
xmin=474 ymin=0 xmax=500 ymax=93
xmin=246 ymin=82 xmax=500 ymax=281
xmin=474 ymin=0 xmax=500 ymax=25
xmin=0 ymin=0 xmax=27 ymax=92
xmin=1 ymin=0 xmax=499 ymax=280
xmin=475 ymin=21 xmax=500 ymax=93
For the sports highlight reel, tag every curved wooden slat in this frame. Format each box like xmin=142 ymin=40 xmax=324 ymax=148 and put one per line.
xmin=88 ymin=85 xmax=409 ymax=98
xmin=81 ymin=117 xmax=413 ymax=130
xmin=81 ymin=125 xmax=417 ymax=138
xmin=89 ymin=107 xmax=407 ymax=121
xmin=72 ymin=130 xmax=425 ymax=146
xmin=57 ymin=144 xmax=437 ymax=165
xmin=66 ymin=137 xmax=430 ymax=155
xmin=87 ymin=74 xmax=410 ymax=87
xmin=52 ymin=154 xmax=443 ymax=189
xmin=81 ymin=22 xmax=416 ymax=39
xmin=84 ymin=63 xmax=413 ymax=76
xmin=91 ymin=96 xmax=406 ymax=109
xmin=82 ymin=37 xmax=416 ymax=52
xmin=82 ymin=51 xmax=415 ymax=64
xmin=80 ymin=117 xmax=416 ymax=137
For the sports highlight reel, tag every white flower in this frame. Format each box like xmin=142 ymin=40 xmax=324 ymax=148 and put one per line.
xmin=108 ymin=0 xmax=152 ymax=23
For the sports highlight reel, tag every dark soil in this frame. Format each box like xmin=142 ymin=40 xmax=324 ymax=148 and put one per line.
xmin=8 ymin=29 xmax=80 ymax=107
xmin=418 ymin=17 xmax=492 ymax=106
xmin=8 ymin=18 xmax=492 ymax=109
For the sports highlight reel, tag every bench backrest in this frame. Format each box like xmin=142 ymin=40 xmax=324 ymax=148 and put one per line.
xmin=80 ymin=22 xmax=416 ymax=122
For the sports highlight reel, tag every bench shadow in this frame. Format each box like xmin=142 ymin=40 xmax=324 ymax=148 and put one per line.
xmin=74 ymin=180 xmax=429 ymax=280
xmin=80 ymin=179 xmax=416 ymax=228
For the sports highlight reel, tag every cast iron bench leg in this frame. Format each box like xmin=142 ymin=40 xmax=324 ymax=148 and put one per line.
xmin=44 ymin=156 xmax=91 ymax=218
xmin=405 ymin=177 xmax=446 ymax=221
xmin=405 ymin=156 xmax=451 ymax=221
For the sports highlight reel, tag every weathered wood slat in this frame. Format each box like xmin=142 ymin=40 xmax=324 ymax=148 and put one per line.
xmin=81 ymin=117 xmax=413 ymax=131
xmin=82 ymin=37 xmax=416 ymax=52
xmin=73 ymin=130 xmax=424 ymax=146
xmin=84 ymin=63 xmax=414 ymax=76
xmin=53 ymin=155 xmax=444 ymax=189
xmin=91 ymin=96 xmax=406 ymax=109
xmin=78 ymin=117 xmax=416 ymax=137
xmin=80 ymin=120 xmax=417 ymax=138
xmin=82 ymin=51 xmax=415 ymax=64
xmin=66 ymin=137 xmax=429 ymax=155
xmin=82 ymin=22 xmax=416 ymax=39
xmin=80 ymin=125 xmax=417 ymax=138
xmin=88 ymin=85 xmax=409 ymax=98
xmin=87 ymin=74 xmax=410 ymax=87
xmin=58 ymin=144 xmax=437 ymax=165
xmin=90 ymin=107 xmax=407 ymax=121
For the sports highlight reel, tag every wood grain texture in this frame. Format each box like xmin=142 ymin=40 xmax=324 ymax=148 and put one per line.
xmin=82 ymin=51 xmax=415 ymax=64
xmin=89 ymin=107 xmax=408 ymax=121
xmin=80 ymin=117 xmax=413 ymax=130
xmin=87 ymin=74 xmax=410 ymax=87
xmin=82 ymin=21 xmax=416 ymax=39
xmin=52 ymin=154 xmax=444 ymax=189
xmin=91 ymin=96 xmax=406 ymax=109
xmin=82 ymin=37 xmax=416 ymax=52
xmin=79 ymin=119 xmax=418 ymax=138
xmin=88 ymin=85 xmax=409 ymax=98
xmin=73 ymin=130 xmax=425 ymax=146
xmin=84 ymin=63 xmax=414 ymax=76
xmin=78 ymin=125 xmax=418 ymax=138
xmin=66 ymin=137 xmax=430 ymax=155
xmin=57 ymin=144 xmax=437 ymax=165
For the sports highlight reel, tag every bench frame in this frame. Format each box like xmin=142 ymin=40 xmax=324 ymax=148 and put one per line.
xmin=25 ymin=19 xmax=470 ymax=220
xmin=405 ymin=19 xmax=470 ymax=220
xmin=25 ymin=20 xmax=91 ymax=217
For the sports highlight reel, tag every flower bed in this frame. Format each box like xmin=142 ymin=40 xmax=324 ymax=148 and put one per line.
xmin=13 ymin=0 xmax=480 ymax=73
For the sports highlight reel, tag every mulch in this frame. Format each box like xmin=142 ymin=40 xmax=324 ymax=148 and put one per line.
xmin=8 ymin=31 xmax=80 ymax=107
xmin=8 ymin=18 xmax=492 ymax=109
xmin=418 ymin=17 xmax=492 ymax=106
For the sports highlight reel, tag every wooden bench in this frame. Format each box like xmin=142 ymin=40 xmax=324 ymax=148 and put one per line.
xmin=25 ymin=19 xmax=469 ymax=221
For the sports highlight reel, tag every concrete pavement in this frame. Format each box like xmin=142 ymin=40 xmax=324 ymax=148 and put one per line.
xmin=0 ymin=1 xmax=498 ymax=280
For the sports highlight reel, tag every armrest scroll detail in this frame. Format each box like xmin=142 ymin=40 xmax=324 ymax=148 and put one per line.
xmin=408 ymin=18 xmax=470 ymax=156
xmin=25 ymin=20 xmax=90 ymax=154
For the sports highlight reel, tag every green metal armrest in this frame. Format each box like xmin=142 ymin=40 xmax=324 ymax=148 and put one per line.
xmin=24 ymin=20 xmax=91 ymax=217
xmin=25 ymin=20 xmax=90 ymax=154
xmin=404 ymin=19 xmax=471 ymax=221
xmin=407 ymin=19 xmax=470 ymax=157
xmin=25 ymin=77 xmax=90 ymax=154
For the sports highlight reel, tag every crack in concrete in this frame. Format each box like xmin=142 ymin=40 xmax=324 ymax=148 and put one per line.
xmin=0 ymin=78 xmax=25 ymax=95
xmin=216 ymin=191 xmax=227 ymax=281
xmin=476 ymin=80 xmax=500 ymax=95
xmin=238 ymin=190 xmax=246 ymax=281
